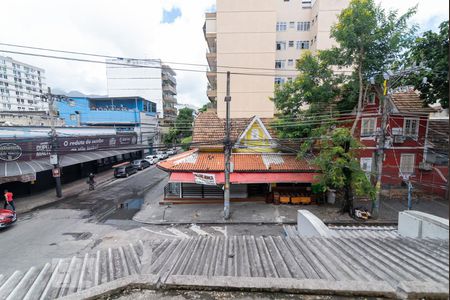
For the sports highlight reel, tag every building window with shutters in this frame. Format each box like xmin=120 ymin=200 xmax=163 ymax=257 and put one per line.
xmin=400 ymin=153 xmax=415 ymax=174
xmin=361 ymin=117 xmax=377 ymax=136
xmin=404 ymin=118 xmax=419 ymax=139
xmin=276 ymin=22 xmax=287 ymax=31
xmin=276 ymin=41 xmax=286 ymax=50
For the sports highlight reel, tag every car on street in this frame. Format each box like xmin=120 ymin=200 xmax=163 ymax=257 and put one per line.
xmin=145 ymin=155 xmax=159 ymax=164
xmin=167 ymin=148 xmax=177 ymax=156
xmin=114 ymin=164 xmax=138 ymax=178
xmin=132 ymin=159 xmax=151 ymax=170
xmin=156 ymin=152 xmax=168 ymax=160
xmin=0 ymin=209 xmax=16 ymax=229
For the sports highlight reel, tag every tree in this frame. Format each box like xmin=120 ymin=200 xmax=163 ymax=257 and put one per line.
xmin=314 ymin=128 xmax=375 ymax=213
xmin=164 ymin=108 xmax=195 ymax=145
xmin=406 ymin=21 xmax=449 ymax=109
xmin=271 ymin=51 xmax=342 ymax=139
xmin=324 ymin=0 xmax=416 ymax=133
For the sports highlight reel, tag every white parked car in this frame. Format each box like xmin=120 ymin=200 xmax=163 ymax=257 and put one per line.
xmin=156 ymin=152 xmax=167 ymax=160
xmin=145 ymin=155 xmax=160 ymax=164
xmin=167 ymin=149 xmax=176 ymax=156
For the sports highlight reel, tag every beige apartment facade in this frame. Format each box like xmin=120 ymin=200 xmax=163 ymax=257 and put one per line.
xmin=204 ymin=0 xmax=350 ymax=119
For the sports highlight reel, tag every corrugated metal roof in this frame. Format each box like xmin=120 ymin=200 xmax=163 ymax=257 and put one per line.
xmin=1 ymin=236 xmax=448 ymax=299
xmin=284 ymin=225 xmax=400 ymax=239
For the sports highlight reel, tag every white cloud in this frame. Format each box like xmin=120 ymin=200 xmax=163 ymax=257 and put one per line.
xmin=0 ymin=0 xmax=214 ymax=107
xmin=377 ymin=0 xmax=449 ymax=32
xmin=0 ymin=0 xmax=446 ymax=109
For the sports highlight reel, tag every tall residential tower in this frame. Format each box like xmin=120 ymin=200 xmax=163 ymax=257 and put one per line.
xmin=0 ymin=56 xmax=48 ymax=112
xmin=204 ymin=0 xmax=350 ymax=118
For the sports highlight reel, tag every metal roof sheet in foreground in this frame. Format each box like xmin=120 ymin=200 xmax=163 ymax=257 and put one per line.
xmin=2 ymin=235 xmax=447 ymax=299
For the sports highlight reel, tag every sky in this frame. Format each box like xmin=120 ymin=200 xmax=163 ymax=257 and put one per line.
xmin=0 ymin=0 xmax=448 ymax=109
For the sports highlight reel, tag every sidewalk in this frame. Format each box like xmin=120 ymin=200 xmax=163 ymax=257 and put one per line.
xmin=14 ymin=169 xmax=116 ymax=214
xmin=134 ymin=190 xmax=449 ymax=225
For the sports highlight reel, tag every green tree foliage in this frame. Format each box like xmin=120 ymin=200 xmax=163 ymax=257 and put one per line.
xmin=271 ymin=51 xmax=342 ymax=139
xmin=406 ymin=21 xmax=449 ymax=108
xmin=314 ymin=128 xmax=375 ymax=213
xmin=324 ymin=0 xmax=416 ymax=130
xmin=164 ymin=107 xmax=195 ymax=145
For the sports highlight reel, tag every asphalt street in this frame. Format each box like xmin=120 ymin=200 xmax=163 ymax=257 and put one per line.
xmin=0 ymin=165 xmax=284 ymax=277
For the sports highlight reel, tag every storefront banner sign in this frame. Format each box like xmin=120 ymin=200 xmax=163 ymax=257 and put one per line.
xmin=0 ymin=143 xmax=22 ymax=161
xmin=193 ymin=173 xmax=216 ymax=186
xmin=0 ymin=133 xmax=138 ymax=162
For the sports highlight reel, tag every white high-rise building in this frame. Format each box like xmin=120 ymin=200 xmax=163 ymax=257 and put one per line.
xmin=106 ymin=59 xmax=178 ymax=124
xmin=204 ymin=0 xmax=350 ymax=118
xmin=0 ymin=56 xmax=48 ymax=112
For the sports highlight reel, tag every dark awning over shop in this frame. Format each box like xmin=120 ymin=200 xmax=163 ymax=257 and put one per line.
xmin=0 ymin=149 xmax=137 ymax=183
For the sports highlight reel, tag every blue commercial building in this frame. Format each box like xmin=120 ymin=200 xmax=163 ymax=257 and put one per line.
xmin=56 ymin=96 xmax=159 ymax=153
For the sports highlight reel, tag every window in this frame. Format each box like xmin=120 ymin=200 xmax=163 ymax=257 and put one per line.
xmin=360 ymin=157 xmax=373 ymax=179
xmin=404 ymin=118 xmax=419 ymax=138
xmin=301 ymin=0 xmax=312 ymax=8
xmin=289 ymin=21 xmax=295 ymax=29
xmin=274 ymin=77 xmax=285 ymax=85
xmin=251 ymin=128 xmax=260 ymax=140
xmin=367 ymin=93 xmax=376 ymax=104
xmin=297 ymin=21 xmax=311 ymax=31
xmin=287 ymin=59 xmax=294 ymax=66
xmin=361 ymin=118 xmax=377 ymax=136
xmin=400 ymin=154 xmax=415 ymax=174
xmin=275 ymin=60 xmax=285 ymax=69
xmin=276 ymin=22 xmax=287 ymax=31
xmin=288 ymin=41 xmax=294 ymax=47
xmin=296 ymin=41 xmax=310 ymax=49
xmin=276 ymin=41 xmax=286 ymax=50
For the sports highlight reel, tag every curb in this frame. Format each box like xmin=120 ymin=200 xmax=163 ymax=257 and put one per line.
xmin=132 ymin=218 xmax=398 ymax=226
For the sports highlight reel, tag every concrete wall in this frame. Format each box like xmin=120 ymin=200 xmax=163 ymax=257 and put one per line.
xmin=212 ymin=0 xmax=349 ymax=119
xmin=398 ymin=210 xmax=449 ymax=239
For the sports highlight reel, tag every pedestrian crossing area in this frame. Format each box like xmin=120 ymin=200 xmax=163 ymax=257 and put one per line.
xmin=140 ymin=224 xmax=227 ymax=239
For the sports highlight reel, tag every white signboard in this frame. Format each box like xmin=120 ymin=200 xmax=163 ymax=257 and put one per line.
xmin=193 ymin=173 xmax=216 ymax=186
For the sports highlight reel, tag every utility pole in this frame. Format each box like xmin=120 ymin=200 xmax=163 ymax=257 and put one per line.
xmin=224 ymin=71 xmax=231 ymax=219
xmin=48 ymin=88 xmax=62 ymax=198
xmin=372 ymin=77 xmax=390 ymax=218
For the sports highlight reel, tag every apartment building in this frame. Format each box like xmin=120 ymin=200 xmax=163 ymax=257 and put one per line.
xmin=204 ymin=0 xmax=350 ymax=118
xmin=106 ymin=59 xmax=178 ymax=124
xmin=0 ymin=56 xmax=48 ymax=112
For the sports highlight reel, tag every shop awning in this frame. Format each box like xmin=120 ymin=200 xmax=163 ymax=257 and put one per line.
xmin=0 ymin=149 xmax=138 ymax=183
xmin=169 ymin=172 xmax=319 ymax=184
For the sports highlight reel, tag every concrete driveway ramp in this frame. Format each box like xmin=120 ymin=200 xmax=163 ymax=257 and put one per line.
xmin=0 ymin=241 xmax=148 ymax=300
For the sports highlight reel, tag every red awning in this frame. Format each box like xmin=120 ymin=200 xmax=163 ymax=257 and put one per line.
xmin=169 ymin=172 xmax=318 ymax=184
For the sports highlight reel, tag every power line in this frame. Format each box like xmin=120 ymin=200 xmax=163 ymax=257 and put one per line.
xmin=0 ymin=42 xmax=354 ymax=74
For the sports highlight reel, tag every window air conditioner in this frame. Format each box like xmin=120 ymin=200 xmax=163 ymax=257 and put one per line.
xmin=419 ymin=161 xmax=433 ymax=171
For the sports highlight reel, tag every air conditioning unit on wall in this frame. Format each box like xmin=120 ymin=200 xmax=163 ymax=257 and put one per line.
xmin=419 ymin=161 xmax=433 ymax=171
xmin=394 ymin=135 xmax=405 ymax=144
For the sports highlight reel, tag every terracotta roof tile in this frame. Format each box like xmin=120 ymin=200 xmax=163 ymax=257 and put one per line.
xmin=158 ymin=149 xmax=316 ymax=172
xmin=391 ymin=91 xmax=435 ymax=114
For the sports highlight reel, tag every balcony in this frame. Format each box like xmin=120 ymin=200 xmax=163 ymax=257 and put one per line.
xmin=203 ymin=12 xmax=217 ymax=52
xmin=206 ymin=68 xmax=217 ymax=87
xmin=206 ymin=51 xmax=217 ymax=71
xmin=164 ymin=107 xmax=177 ymax=117
xmin=207 ymin=85 xmax=217 ymax=101
xmin=163 ymin=94 xmax=177 ymax=103
xmin=162 ymin=84 xmax=177 ymax=95
xmin=162 ymin=73 xmax=177 ymax=85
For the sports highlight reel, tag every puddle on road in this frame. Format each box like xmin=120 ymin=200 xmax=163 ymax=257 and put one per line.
xmin=102 ymin=198 xmax=144 ymax=221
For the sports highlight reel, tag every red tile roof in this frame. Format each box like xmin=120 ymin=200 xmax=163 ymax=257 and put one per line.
xmin=390 ymin=91 xmax=435 ymax=114
xmin=158 ymin=149 xmax=317 ymax=172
